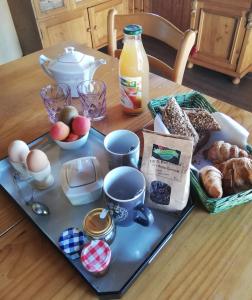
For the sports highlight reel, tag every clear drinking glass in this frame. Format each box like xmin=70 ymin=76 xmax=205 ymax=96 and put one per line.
xmin=40 ymin=83 xmax=71 ymax=123
xmin=77 ymin=80 xmax=106 ymax=121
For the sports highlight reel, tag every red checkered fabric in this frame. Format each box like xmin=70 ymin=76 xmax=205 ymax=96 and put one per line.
xmin=81 ymin=240 xmax=111 ymax=273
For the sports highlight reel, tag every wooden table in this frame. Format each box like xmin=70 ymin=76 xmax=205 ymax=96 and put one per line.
xmin=1 ymin=42 xmax=252 ymax=300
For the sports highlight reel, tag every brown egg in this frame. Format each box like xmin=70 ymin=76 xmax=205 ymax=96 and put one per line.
xmin=8 ymin=140 xmax=30 ymax=163
xmin=26 ymin=149 xmax=49 ymax=173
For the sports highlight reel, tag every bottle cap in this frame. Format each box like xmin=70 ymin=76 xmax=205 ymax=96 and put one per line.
xmin=81 ymin=240 xmax=111 ymax=273
xmin=123 ymin=24 xmax=143 ymax=35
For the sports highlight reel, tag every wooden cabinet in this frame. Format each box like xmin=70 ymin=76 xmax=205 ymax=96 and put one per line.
xmin=31 ymin=0 xmax=129 ymax=49
xmin=88 ymin=0 xmax=128 ymax=48
xmin=38 ymin=8 xmax=92 ymax=48
xmin=151 ymin=0 xmax=191 ymax=32
xmin=128 ymin=0 xmax=151 ymax=13
xmin=189 ymin=0 xmax=252 ymax=84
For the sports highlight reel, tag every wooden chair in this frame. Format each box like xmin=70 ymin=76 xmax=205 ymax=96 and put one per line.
xmin=107 ymin=9 xmax=196 ymax=85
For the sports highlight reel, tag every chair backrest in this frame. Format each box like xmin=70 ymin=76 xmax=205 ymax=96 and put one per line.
xmin=107 ymin=9 xmax=196 ymax=85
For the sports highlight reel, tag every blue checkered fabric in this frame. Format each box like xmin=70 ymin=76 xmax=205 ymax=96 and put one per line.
xmin=58 ymin=227 xmax=86 ymax=260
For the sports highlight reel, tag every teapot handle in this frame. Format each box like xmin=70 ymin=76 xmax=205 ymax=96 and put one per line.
xmin=39 ymin=55 xmax=53 ymax=78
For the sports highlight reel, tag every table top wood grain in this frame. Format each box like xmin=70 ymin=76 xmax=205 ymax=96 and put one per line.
xmin=1 ymin=42 xmax=252 ymax=300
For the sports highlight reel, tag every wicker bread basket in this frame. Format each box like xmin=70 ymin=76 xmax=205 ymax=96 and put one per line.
xmin=148 ymin=92 xmax=252 ymax=213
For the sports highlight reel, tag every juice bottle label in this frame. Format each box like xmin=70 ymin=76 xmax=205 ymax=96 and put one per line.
xmin=119 ymin=76 xmax=142 ymax=110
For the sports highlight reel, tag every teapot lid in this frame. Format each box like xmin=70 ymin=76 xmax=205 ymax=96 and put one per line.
xmin=48 ymin=46 xmax=96 ymax=74
xmin=58 ymin=47 xmax=85 ymax=63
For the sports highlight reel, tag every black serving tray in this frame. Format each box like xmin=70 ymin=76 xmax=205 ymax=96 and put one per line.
xmin=0 ymin=128 xmax=194 ymax=298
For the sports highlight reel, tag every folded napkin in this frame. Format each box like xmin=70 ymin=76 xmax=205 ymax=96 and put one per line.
xmin=211 ymin=112 xmax=249 ymax=148
xmin=154 ymin=114 xmax=169 ymax=134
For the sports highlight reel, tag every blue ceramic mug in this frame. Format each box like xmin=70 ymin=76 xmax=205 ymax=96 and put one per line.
xmin=103 ymin=166 xmax=154 ymax=227
xmin=104 ymin=130 xmax=140 ymax=169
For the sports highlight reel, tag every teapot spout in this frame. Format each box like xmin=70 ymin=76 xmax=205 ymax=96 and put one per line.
xmin=90 ymin=58 xmax=106 ymax=78
xmin=39 ymin=55 xmax=53 ymax=78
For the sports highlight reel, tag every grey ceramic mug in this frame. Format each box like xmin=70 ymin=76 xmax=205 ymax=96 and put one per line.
xmin=104 ymin=130 xmax=140 ymax=169
xmin=103 ymin=166 xmax=154 ymax=227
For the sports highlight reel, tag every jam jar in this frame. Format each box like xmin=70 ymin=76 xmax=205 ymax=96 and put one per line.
xmin=83 ymin=208 xmax=116 ymax=244
xmin=81 ymin=240 xmax=111 ymax=276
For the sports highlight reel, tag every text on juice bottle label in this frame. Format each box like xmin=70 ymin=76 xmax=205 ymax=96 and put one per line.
xmin=119 ymin=76 xmax=142 ymax=109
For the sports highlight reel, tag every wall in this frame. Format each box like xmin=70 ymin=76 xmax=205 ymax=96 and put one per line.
xmin=0 ymin=0 xmax=22 ymax=64
xmin=8 ymin=0 xmax=42 ymax=55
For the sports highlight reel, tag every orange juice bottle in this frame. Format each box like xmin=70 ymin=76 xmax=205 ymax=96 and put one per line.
xmin=119 ymin=24 xmax=149 ymax=115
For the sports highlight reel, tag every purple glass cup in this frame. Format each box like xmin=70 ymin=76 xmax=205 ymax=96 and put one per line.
xmin=77 ymin=80 xmax=106 ymax=121
xmin=40 ymin=83 xmax=71 ymax=123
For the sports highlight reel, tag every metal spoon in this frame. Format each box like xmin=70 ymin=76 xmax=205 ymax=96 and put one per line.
xmin=26 ymin=189 xmax=50 ymax=216
xmin=13 ymin=173 xmax=50 ymax=216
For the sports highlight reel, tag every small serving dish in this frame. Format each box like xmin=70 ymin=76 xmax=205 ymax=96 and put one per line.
xmin=60 ymin=156 xmax=103 ymax=205
xmin=55 ymin=132 xmax=89 ymax=150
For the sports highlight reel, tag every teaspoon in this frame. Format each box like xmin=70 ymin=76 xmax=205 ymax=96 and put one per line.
xmin=26 ymin=190 xmax=50 ymax=216
xmin=13 ymin=173 xmax=50 ymax=216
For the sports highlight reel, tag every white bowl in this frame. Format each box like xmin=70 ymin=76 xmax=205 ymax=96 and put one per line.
xmin=55 ymin=131 xmax=89 ymax=150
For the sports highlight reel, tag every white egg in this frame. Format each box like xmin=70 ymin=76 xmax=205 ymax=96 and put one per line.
xmin=8 ymin=140 xmax=30 ymax=163
xmin=26 ymin=149 xmax=49 ymax=173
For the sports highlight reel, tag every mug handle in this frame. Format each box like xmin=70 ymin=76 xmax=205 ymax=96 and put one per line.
xmin=134 ymin=204 xmax=154 ymax=226
xmin=122 ymin=155 xmax=138 ymax=168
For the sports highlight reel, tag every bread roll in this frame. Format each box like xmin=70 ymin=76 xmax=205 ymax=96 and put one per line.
xmin=199 ymin=166 xmax=223 ymax=198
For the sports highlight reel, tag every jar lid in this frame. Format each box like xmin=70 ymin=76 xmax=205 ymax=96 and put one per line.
xmin=81 ymin=240 xmax=111 ymax=273
xmin=58 ymin=227 xmax=86 ymax=260
xmin=83 ymin=208 xmax=112 ymax=236
xmin=123 ymin=24 xmax=143 ymax=35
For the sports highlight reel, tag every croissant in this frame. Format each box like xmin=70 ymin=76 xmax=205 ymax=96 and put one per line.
xmin=217 ymin=157 xmax=252 ymax=195
xmin=205 ymin=141 xmax=248 ymax=163
xmin=199 ymin=166 xmax=223 ymax=198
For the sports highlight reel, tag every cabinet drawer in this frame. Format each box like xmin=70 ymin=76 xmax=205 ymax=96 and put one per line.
xmin=32 ymin=0 xmax=70 ymax=19
xmin=38 ymin=9 xmax=92 ymax=48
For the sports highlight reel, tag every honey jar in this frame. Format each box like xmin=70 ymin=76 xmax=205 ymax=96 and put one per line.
xmin=83 ymin=208 xmax=116 ymax=244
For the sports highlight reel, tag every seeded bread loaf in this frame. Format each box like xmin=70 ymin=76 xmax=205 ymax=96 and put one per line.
xmin=161 ymin=97 xmax=199 ymax=147
xmin=183 ymin=108 xmax=220 ymax=132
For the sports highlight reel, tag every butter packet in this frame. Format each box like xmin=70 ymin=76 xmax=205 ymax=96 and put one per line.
xmin=141 ymin=129 xmax=193 ymax=212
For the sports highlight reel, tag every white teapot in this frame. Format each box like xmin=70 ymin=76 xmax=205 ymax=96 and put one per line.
xmin=39 ymin=46 xmax=106 ymax=97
